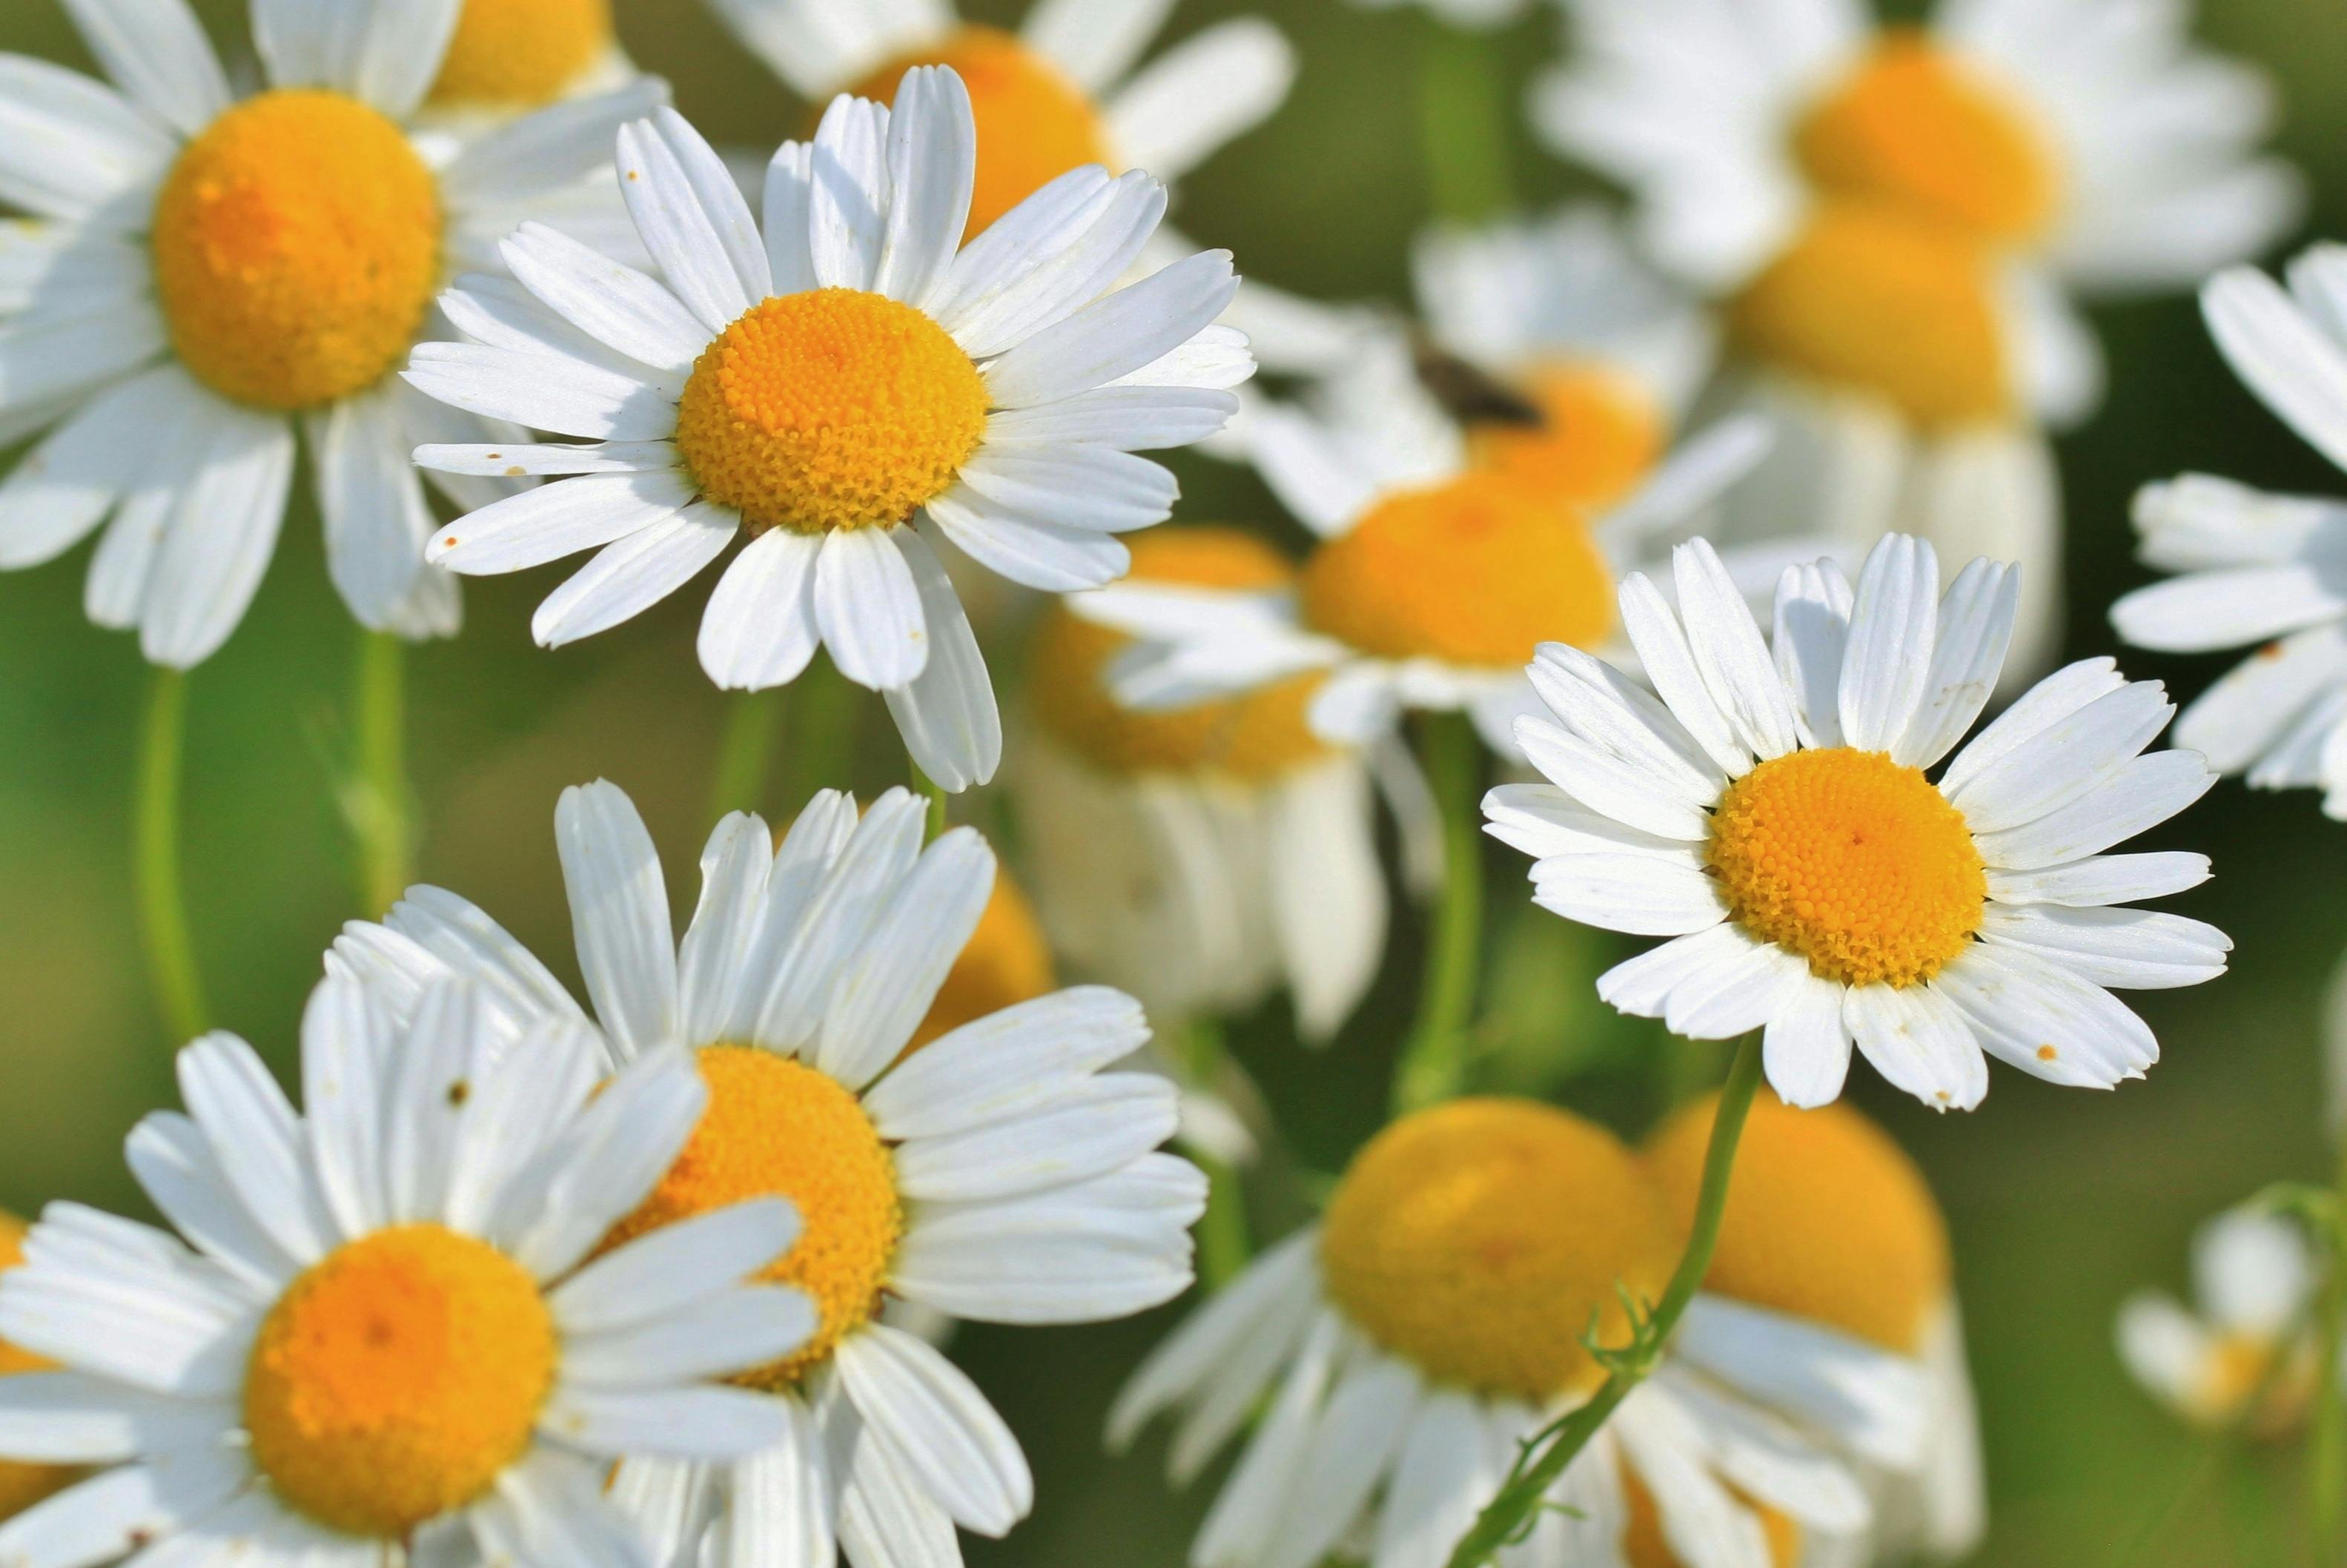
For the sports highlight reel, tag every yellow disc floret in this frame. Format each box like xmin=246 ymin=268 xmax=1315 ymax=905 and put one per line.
xmin=1299 ymin=474 xmax=1617 ymax=668
xmin=428 ymin=0 xmax=614 ymax=108
xmin=1319 ymin=1099 xmax=1678 ymax=1400
xmin=242 ymin=1225 xmax=555 ymax=1538
xmin=604 ymin=1048 xmax=901 ymax=1387
xmin=151 ymin=91 xmax=441 ymax=411
xmin=852 ymin=26 xmax=1116 ymax=240
xmin=907 ymin=870 xmax=1056 ymax=1051
xmin=0 ymin=1214 xmax=79 ymax=1523
xmin=1707 ymin=747 xmax=1986 ymax=988
xmin=1795 ymin=29 xmax=2059 ymax=245
xmin=1727 ymin=202 xmax=2011 ymax=427
xmin=1032 ymin=527 xmax=1335 ymax=780
xmin=1467 ymin=363 xmax=1666 ymax=516
xmin=1645 ymin=1092 xmax=1950 ymax=1353
xmin=676 ymin=289 xmax=990 ymax=537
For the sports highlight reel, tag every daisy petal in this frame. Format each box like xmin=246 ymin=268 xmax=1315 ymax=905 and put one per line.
xmin=884 ymin=526 xmax=1002 ymax=790
xmin=874 ymin=67 xmax=974 ymax=308
xmin=983 ymin=251 xmax=1238 ymax=408
xmin=815 ymin=525 xmax=930 ymax=690
xmin=555 ymin=780 xmax=680 ymax=1059
xmin=1844 ymin=984 xmax=1987 ymax=1111
xmin=532 ymin=500 xmax=736 ymax=648
xmin=1838 ymin=534 xmax=1939 ymax=753
xmin=1763 ymin=970 xmax=1853 ymax=1108
xmin=699 ymin=527 xmax=823 ymax=691
xmin=835 ymin=1325 xmax=1033 ymax=1536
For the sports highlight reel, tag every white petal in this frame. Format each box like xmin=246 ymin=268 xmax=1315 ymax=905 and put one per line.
xmin=1022 ymin=0 xmax=1176 ymax=90
xmin=56 ymin=0 xmax=228 ymax=136
xmin=815 ymin=525 xmax=929 ymax=690
xmin=308 ymin=386 xmax=431 ymax=629
xmin=807 ymin=94 xmax=891 ymax=294
xmin=1984 ymin=852 xmax=2212 ymax=907
xmin=1932 ymin=946 xmax=2160 ymax=1089
xmin=1894 ymin=558 xmax=2017 ymax=768
xmin=699 ymin=528 xmax=824 ymax=691
xmin=2202 ymin=265 xmax=2347 ymax=472
xmin=1939 ymin=658 xmax=2128 ymax=798
xmin=1978 ymin=904 xmax=2231 ymax=990
xmin=403 ymin=342 xmax=678 ymax=443
xmin=0 ymin=56 xmax=173 ymax=221
xmin=1946 ymin=681 xmax=2176 ymax=833
xmin=500 ymin=222 xmax=709 ymax=377
xmin=884 ymin=526 xmax=1002 ymax=790
xmin=982 ymin=251 xmax=1239 ymax=408
xmin=543 ymin=1384 xmax=789 ymax=1461
xmin=1771 ymin=558 xmax=1854 ymax=750
xmin=0 ymin=1450 xmax=248 ymax=1568
xmin=1674 ymin=538 xmax=1798 ymax=760
xmin=555 ymin=780 xmax=681 ymax=1058
xmin=532 ymin=500 xmax=735 ymax=647
xmin=616 ymin=111 xmax=767 ymax=334
xmin=814 ymin=827 xmax=996 ymax=1089
xmin=955 ymin=446 xmax=1179 ymax=532
xmin=863 ymin=986 xmax=1149 ymax=1139
xmin=1971 ymin=750 xmax=2215 ymax=870
xmin=1837 ymin=534 xmax=1939 ymax=753
xmin=933 ymin=168 xmax=1162 ymax=359
xmin=835 ymin=1325 xmax=1033 ymax=1535
xmin=892 ymin=1073 xmax=1176 ymax=1201
xmin=1103 ymin=19 xmax=1295 ymax=184
xmin=1532 ymin=852 xmax=1727 ymax=938
xmin=723 ymin=1402 xmax=834 ymax=1568
xmin=552 ymin=1198 xmax=803 ymax=1334
xmin=1763 ymin=970 xmax=1853 ymax=1108
xmin=924 ymin=488 xmax=1131 ymax=592
xmin=138 ymin=407 xmax=295 ymax=670
xmin=1259 ymin=1356 xmax=1420 ymax=1568
xmin=1844 ymin=984 xmax=1987 ymax=1111
xmin=563 ymin=1283 xmax=817 ymax=1388
xmin=1616 ymin=570 xmax=1750 ymax=779
xmin=873 ymin=67 xmax=973 ymax=307
xmin=174 ymin=1036 xmax=329 ymax=1266
xmin=0 ymin=1372 xmax=228 ymax=1463
xmin=428 ymin=469 xmax=696 ymax=575
xmin=1673 ymin=1296 xmax=1929 ymax=1469
xmin=1371 ymin=1390 xmax=1494 ymax=1568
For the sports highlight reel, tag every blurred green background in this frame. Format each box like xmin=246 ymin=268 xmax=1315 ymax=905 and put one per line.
xmin=5 ymin=0 xmax=2347 ymax=1561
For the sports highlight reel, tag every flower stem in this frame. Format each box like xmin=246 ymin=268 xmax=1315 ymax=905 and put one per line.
xmin=135 ymin=666 xmax=208 ymax=1047
xmin=707 ymin=688 xmax=785 ymax=827
xmin=351 ymin=629 xmax=414 ymax=917
xmin=1417 ymin=17 xmax=1515 ymax=225
xmin=1442 ymin=1030 xmax=1766 ymax=1568
xmin=910 ymin=761 xmax=949 ymax=841
xmin=1186 ymin=1019 xmax=1254 ymax=1289
xmin=1392 ymin=712 xmax=1485 ymax=1115
xmin=787 ymin=662 xmax=862 ymax=801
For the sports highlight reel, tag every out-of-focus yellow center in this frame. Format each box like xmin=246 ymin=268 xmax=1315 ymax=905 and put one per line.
xmin=1319 ymin=1099 xmax=1677 ymax=1400
xmin=605 ymin=1048 xmax=901 ymax=1388
xmin=852 ymin=26 xmax=1116 ymax=240
xmin=1467 ymin=363 xmax=1666 ymax=516
xmin=2191 ymin=1333 xmax=2313 ymax=1436
xmin=151 ymin=91 xmax=441 ymax=411
xmin=1707 ymin=747 xmax=1985 ymax=989
xmin=428 ymin=0 xmax=615 ymax=107
xmin=1646 ymin=1093 xmax=1950 ymax=1354
xmin=242 ymin=1225 xmax=555 ymax=1538
xmin=1727 ymin=202 xmax=2010 ymax=427
xmin=0 ymin=1215 xmax=79 ymax=1523
xmin=676 ymin=289 xmax=989 ymax=536
xmin=907 ymin=870 xmax=1056 ymax=1051
xmin=1298 ymin=474 xmax=1616 ymax=669
xmin=1795 ymin=30 xmax=2059 ymax=245
xmin=1623 ymin=1469 xmax=1801 ymax=1568
xmin=1032 ymin=527 xmax=1335 ymax=780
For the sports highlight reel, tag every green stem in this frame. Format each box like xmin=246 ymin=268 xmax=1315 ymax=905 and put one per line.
xmin=1185 ymin=1020 xmax=1253 ymax=1289
xmin=135 ymin=667 xmax=209 ymax=1046
xmin=1417 ymin=18 xmax=1515 ymax=225
xmin=351 ymin=629 xmax=414 ymax=917
xmin=1443 ymin=1031 xmax=1766 ymax=1568
xmin=911 ymin=762 xmax=949 ymax=841
xmin=1392 ymin=712 xmax=1485 ymax=1115
xmin=787 ymin=663 xmax=861 ymax=802
xmin=707 ymin=688 xmax=786 ymax=827
xmin=2313 ymin=1142 xmax=2347 ymax=1559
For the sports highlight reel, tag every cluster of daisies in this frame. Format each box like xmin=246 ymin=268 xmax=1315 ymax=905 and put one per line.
xmin=0 ymin=0 xmax=2337 ymax=1563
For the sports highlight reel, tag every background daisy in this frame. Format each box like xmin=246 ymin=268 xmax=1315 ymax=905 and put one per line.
xmin=1108 ymin=1098 xmax=1881 ymax=1568
xmin=0 ymin=0 xmax=664 ymax=663
xmin=0 ymin=978 xmax=808 ymax=1568
xmin=328 ymin=778 xmax=1205 ymax=1568
xmin=405 ymin=73 xmax=1246 ymax=792
xmin=0 ymin=1214 xmax=74 ymax=1525
xmin=424 ymin=0 xmax=635 ymax=125
xmin=2118 ymin=1204 xmax=2317 ymax=1433
xmin=1492 ymin=532 xmax=2228 ymax=1110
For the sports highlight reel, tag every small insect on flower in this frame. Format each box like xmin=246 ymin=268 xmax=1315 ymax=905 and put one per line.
xmin=2112 ymin=244 xmax=2347 ymax=820
xmin=326 ymin=779 xmax=1206 ymax=1568
xmin=1535 ymin=0 xmax=2304 ymax=684
xmin=1489 ymin=531 xmax=2229 ymax=1111
xmin=403 ymin=71 xmax=1248 ymax=793
xmin=0 ymin=979 xmax=810 ymax=1568
xmin=2118 ymin=1205 xmax=2318 ymax=1435
xmin=0 ymin=0 xmax=669 ymax=665
xmin=1109 ymin=1098 xmax=1896 ymax=1568
xmin=701 ymin=0 xmax=1295 ymax=239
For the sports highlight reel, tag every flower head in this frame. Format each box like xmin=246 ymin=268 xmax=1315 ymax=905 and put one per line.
xmin=0 ymin=980 xmax=807 ymax=1568
xmin=328 ymin=779 xmax=1204 ymax=1568
xmin=0 ymin=0 xmax=667 ymax=664
xmin=405 ymin=72 xmax=1248 ymax=792
xmin=1491 ymin=532 xmax=2227 ymax=1110
xmin=2119 ymin=1205 xmax=2317 ymax=1434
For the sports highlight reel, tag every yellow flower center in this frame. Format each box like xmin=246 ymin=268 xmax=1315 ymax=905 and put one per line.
xmin=1727 ymin=202 xmax=2010 ymax=427
xmin=1624 ymin=1469 xmax=1801 ymax=1568
xmin=1466 ymin=363 xmax=1666 ymax=516
xmin=1032 ymin=527 xmax=1336 ymax=780
xmin=0 ymin=1216 xmax=79 ymax=1524
xmin=675 ymin=289 xmax=990 ymax=537
xmin=242 ymin=1225 xmax=555 ymax=1538
xmin=604 ymin=1048 xmax=902 ymax=1388
xmin=851 ymin=26 xmax=1116 ymax=240
xmin=1319 ymin=1099 xmax=1678 ymax=1400
xmin=907 ymin=870 xmax=1056 ymax=1051
xmin=1707 ymin=747 xmax=1986 ymax=989
xmin=151 ymin=91 xmax=441 ymax=411
xmin=1795 ymin=29 xmax=2059 ymax=245
xmin=1298 ymin=473 xmax=1617 ymax=668
xmin=428 ymin=0 xmax=615 ymax=108
xmin=1645 ymin=1093 xmax=1950 ymax=1354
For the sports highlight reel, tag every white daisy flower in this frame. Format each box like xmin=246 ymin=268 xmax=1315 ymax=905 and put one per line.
xmin=1341 ymin=0 xmax=1530 ymax=33
xmin=2118 ymin=1205 xmax=2317 ymax=1432
xmin=1109 ymin=1098 xmax=1899 ymax=1568
xmin=1536 ymin=0 xmax=2303 ymax=681
xmin=1645 ymin=1092 xmax=1984 ymax=1564
xmin=1073 ymin=326 xmax=1792 ymax=760
xmin=1020 ymin=526 xmax=1395 ymax=1043
xmin=701 ymin=0 xmax=1294 ymax=241
xmin=1491 ymin=530 xmax=2228 ymax=1111
xmin=403 ymin=72 xmax=1247 ymax=792
xmin=0 ymin=0 xmax=667 ymax=665
xmin=2111 ymin=248 xmax=2347 ymax=818
xmin=0 ymin=1214 xmax=77 ymax=1526
xmin=326 ymin=778 xmax=1206 ymax=1568
xmin=0 ymin=978 xmax=812 ymax=1568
